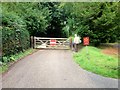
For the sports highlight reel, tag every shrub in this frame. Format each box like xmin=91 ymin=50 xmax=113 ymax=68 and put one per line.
xmin=2 ymin=10 xmax=30 ymax=61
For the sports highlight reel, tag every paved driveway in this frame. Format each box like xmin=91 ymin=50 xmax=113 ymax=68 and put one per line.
xmin=2 ymin=50 xmax=118 ymax=88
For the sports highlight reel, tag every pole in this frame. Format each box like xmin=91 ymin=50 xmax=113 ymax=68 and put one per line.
xmin=86 ymin=45 xmax=88 ymax=54
xmin=86 ymin=45 xmax=89 ymax=60
xmin=34 ymin=36 xmax=36 ymax=49
xmin=30 ymin=36 xmax=33 ymax=48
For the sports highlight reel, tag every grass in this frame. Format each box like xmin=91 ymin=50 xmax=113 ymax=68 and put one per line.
xmin=0 ymin=64 xmax=8 ymax=73
xmin=73 ymin=46 xmax=119 ymax=79
xmin=0 ymin=48 xmax=36 ymax=73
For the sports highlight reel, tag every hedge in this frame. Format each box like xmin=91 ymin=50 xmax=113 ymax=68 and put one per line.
xmin=2 ymin=27 xmax=30 ymax=57
xmin=1 ymin=9 xmax=30 ymax=60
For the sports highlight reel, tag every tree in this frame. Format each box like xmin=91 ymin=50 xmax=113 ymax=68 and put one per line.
xmin=2 ymin=2 xmax=51 ymax=36
xmin=63 ymin=2 xmax=119 ymax=46
xmin=41 ymin=2 xmax=68 ymax=37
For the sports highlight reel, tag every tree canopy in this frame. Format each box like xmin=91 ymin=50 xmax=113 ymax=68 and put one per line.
xmin=1 ymin=2 xmax=120 ymax=46
xmin=63 ymin=2 xmax=120 ymax=45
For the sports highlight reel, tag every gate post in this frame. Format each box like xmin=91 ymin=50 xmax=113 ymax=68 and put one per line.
xmin=30 ymin=36 xmax=33 ymax=48
xmin=34 ymin=36 xmax=36 ymax=49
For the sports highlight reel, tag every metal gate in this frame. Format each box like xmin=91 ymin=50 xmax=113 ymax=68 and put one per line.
xmin=33 ymin=37 xmax=70 ymax=49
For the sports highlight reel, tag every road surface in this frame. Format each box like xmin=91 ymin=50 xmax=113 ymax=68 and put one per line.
xmin=2 ymin=50 xmax=118 ymax=88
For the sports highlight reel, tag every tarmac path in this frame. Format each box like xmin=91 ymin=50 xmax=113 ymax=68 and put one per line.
xmin=2 ymin=50 xmax=118 ymax=88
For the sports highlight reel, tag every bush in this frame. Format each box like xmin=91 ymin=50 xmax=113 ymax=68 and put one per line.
xmin=2 ymin=27 xmax=30 ymax=57
xmin=2 ymin=10 xmax=30 ymax=61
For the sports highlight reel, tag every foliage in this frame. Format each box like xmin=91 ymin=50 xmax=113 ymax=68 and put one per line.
xmin=73 ymin=46 xmax=119 ymax=78
xmin=2 ymin=27 xmax=30 ymax=56
xmin=1 ymin=2 xmax=119 ymax=58
xmin=2 ymin=2 xmax=119 ymax=44
xmin=63 ymin=2 xmax=120 ymax=46
xmin=2 ymin=2 xmax=50 ymax=36
xmin=41 ymin=2 xmax=68 ymax=37
xmin=23 ymin=3 xmax=50 ymax=36
xmin=2 ymin=48 xmax=34 ymax=63
xmin=2 ymin=6 xmax=30 ymax=57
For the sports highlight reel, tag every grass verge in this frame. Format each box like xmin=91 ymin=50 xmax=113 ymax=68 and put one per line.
xmin=0 ymin=48 xmax=36 ymax=73
xmin=73 ymin=46 xmax=119 ymax=79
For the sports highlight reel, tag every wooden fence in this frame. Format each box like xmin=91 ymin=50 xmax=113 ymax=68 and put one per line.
xmin=31 ymin=37 xmax=70 ymax=49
